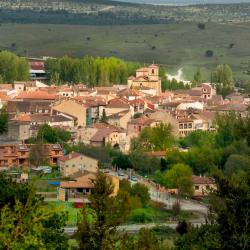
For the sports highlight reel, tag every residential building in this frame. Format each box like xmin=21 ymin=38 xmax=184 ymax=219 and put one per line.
xmin=107 ymin=110 xmax=131 ymax=129
xmin=0 ymin=143 xmax=62 ymax=169
xmin=192 ymin=175 xmax=216 ymax=197
xmin=8 ymin=120 xmax=31 ymax=141
xmin=127 ymin=117 xmax=157 ymax=135
xmin=52 ymin=99 xmax=90 ymax=127
xmin=58 ymin=152 xmax=99 ymax=177
xmin=58 ymin=172 xmax=120 ymax=201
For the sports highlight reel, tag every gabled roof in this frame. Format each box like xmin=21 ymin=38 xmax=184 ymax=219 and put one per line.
xmin=129 ymin=117 xmax=155 ymax=126
xmin=11 ymin=114 xmax=32 ymax=122
xmin=16 ymin=91 xmax=57 ymax=100
xmin=149 ymin=64 xmax=159 ymax=68
xmin=58 ymin=152 xmax=81 ymax=162
xmin=59 ymin=152 xmax=98 ymax=162
xmin=136 ymin=67 xmax=149 ymax=72
xmin=0 ymin=84 xmax=13 ymax=90
xmin=90 ymin=129 xmax=116 ymax=142
xmin=192 ymin=175 xmax=215 ymax=185
xmin=117 ymin=88 xmax=140 ymax=97
xmin=107 ymin=110 xmax=130 ymax=119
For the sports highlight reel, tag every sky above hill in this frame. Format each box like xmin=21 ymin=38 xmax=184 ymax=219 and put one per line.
xmin=114 ymin=0 xmax=250 ymax=5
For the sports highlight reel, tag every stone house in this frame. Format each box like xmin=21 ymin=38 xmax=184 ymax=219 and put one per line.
xmin=58 ymin=152 xmax=99 ymax=177
xmin=52 ymin=99 xmax=90 ymax=127
xmin=192 ymin=175 xmax=216 ymax=197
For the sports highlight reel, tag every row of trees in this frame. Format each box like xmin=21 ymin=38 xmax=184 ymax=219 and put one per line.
xmin=192 ymin=64 xmax=235 ymax=97
xmin=0 ymin=51 xmax=241 ymax=95
xmin=45 ymin=56 xmax=140 ymax=86
xmin=0 ymin=51 xmax=29 ymax=83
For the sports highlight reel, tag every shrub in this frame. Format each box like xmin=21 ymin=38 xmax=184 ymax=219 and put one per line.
xmin=129 ymin=208 xmax=154 ymax=223
xmin=197 ymin=23 xmax=206 ymax=30
xmin=172 ymin=200 xmax=181 ymax=216
xmin=205 ymin=50 xmax=214 ymax=57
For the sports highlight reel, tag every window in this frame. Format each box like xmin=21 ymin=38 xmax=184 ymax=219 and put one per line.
xmin=72 ymin=164 xmax=75 ymax=167
xmin=206 ymin=185 xmax=210 ymax=190
xmin=195 ymin=185 xmax=199 ymax=190
xmin=152 ymin=69 xmax=154 ymax=74
xmin=65 ymin=165 xmax=69 ymax=168
xmin=179 ymin=124 xmax=183 ymax=129
xmin=184 ymin=124 xmax=187 ymax=129
xmin=188 ymin=123 xmax=192 ymax=128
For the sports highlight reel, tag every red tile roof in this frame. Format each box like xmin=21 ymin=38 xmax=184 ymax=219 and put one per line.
xmin=11 ymin=114 xmax=32 ymax=122
xmin=58 ymin=152 xmax=81 ymax=162
xmin=16 ymin=91 xmax=57 ymax=100
xmin=129 ymin=117 xmax=155 ymax=125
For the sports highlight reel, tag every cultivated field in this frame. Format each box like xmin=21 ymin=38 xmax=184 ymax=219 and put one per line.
xmin=1 ymin=22 xmax=250 ymax=81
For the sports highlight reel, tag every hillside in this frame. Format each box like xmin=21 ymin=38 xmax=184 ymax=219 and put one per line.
xmin=1 ymin=0 xmax=250 ymax=24
xmin=1 ymin=22 xmax=250 ymax=82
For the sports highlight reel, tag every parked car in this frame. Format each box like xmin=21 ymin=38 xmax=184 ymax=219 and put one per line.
xmin=131 ymin=176 xmax=137 ymax=181
xmin=118 ymin=171 xmax=125 ymax=176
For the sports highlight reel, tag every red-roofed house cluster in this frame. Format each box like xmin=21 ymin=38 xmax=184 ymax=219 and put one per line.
xmin=0 ymin=63 xmax=249 ymax=170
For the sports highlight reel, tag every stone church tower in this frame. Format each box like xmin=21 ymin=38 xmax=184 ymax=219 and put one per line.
xmin=127 ymin=64 xmax=161 ymax=95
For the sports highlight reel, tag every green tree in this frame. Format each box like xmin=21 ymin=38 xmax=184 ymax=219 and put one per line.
xmin=185 ymin=146 xmax=221 ymax=175
xmin=112 ymin=154 xmax=133 ymax=170
xmin=29 ymin=143 xmax=47 ymax=167
xmin=37 ymin=124 xmax=71 ymax=143
xmin=175 ymin=171 xmax=250 ymax=250
xmin=0 ymin=173 xmax=29 ymax=209
xmin=224 ymin=154 xmax=250 ymax=177
xmin=100 ymin=109 xmax=108 ymax=123
xmin=135 ymin=228 xmax=162 ymax=250
xmin=175 ymin=224 xmax=221 ymax=250
xmin=180 ymin=130 xmax=215 ymax=148
xmin=0 ymin=173 xmax=68 ymax=249
xmin=193 ymin=68 xmax=202 ymax=86
xmin=212 ymin=64 xmax=234 ymax=96
xmin=215 ymin=112 xmax=245 ymax=147
xmin=0 ymin=105 xmax=8 ymax=134
xmin=137 ymin=123 xmax=175 ymax=151
xmin=163 ymin=163 xmax=193 ymax=196
xmin=76 ymin=172 xmax=130 ymax=250
xmin=0 ymin=51 xmax=29 ymax=83
xmin=130 ymin=183 xmax=150 ymax=207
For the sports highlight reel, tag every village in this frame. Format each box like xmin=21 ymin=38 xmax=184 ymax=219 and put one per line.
xmin=0 ymin=58 xmax=248 ymax=204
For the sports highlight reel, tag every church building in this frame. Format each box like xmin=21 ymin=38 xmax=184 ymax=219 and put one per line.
xmin=127 ymin=64 xmax=162 ymax=95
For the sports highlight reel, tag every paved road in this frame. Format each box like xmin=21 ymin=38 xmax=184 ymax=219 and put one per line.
xmin=108 ymin=169 xmax=208 ymax=217
xmin=64 ymin=220 xmax=203 ymax=235
xmin=64 ymin=170 xmax=208 ymax=236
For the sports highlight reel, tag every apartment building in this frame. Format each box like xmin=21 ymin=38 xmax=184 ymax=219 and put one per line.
xmin=0 ymin=144 xmax=63 ymax=169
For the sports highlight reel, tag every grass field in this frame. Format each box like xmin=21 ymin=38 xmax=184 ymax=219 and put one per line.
xmin=1 ymin=22 xmax=250 ymax=81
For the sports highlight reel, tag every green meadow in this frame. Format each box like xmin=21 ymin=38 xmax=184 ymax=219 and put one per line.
xmin=1 ymin=22 xmax=250 ymax=81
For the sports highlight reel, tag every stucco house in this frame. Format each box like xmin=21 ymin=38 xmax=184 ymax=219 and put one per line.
xmin=192 ymin=175 xmax=216 ymax=198
xmin=58 ymin=172 xmax=120 ymax=202
xmin=58 ymin=152 xmax=99 ymax=177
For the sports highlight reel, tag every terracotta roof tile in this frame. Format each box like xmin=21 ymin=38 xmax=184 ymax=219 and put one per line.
xmin=16 ymin=90 xmax=57 ymax=100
